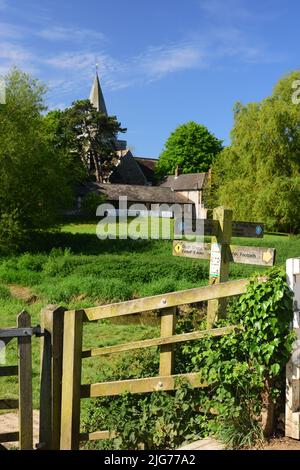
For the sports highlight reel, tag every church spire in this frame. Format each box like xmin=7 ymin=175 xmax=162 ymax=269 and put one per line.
xmin=89 ymin=68 xmax=108 ymax=115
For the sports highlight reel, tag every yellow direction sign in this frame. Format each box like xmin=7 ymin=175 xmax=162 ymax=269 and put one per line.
xmin=174 ymin=243 xmax=183 ymax=254
xmin=262 ymin=250 xmax=274 ymax=264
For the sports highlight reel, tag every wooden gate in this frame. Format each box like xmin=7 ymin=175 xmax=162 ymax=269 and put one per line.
xmin=0 ymin=311 xmax=34 ymax=449
xmin=58 ymin=278 xmax=247 ymax=450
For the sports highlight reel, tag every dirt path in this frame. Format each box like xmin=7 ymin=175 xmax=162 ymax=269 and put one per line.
xmin=259 ymin=436 xmax=300 ymax=450
xmin=0 ymin=411 xmax=39 ymax=450
xmin=8 ymin=284 xmax=38 ymax=304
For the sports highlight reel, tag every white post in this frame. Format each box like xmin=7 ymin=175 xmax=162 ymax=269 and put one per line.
xmin=285 ymin=258 xmax=300 ymax=439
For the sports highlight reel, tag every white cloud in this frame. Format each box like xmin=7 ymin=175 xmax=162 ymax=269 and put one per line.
xmin=43 ymin=43 xmax=205 ymax=92
xmin=0 ymin=41 xmax=38 ymax=76
xmin=0 ymin=22 xmax=26 ymax=39
xmin=41 ymin=24 xmax=272 ymax=96
xmin=0 ymin=42 xmax=32 ymax=62
xmin=37 ymin=26 xmax=105 ymax=43
xmin=138 ymin=44 xmax=205 ymax=79
xmin=44 ymin=51 xmax=121 ymax=79
xmin=0 ymin=9 xmax=278 ymax=107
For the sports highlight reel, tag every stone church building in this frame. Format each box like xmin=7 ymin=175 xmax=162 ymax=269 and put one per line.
xmin=76 ymin=72 xmax=208 ymax=218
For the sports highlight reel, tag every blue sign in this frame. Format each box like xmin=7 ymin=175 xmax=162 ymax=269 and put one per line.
xmin=255 ymin=225 xmax=263 ymax=236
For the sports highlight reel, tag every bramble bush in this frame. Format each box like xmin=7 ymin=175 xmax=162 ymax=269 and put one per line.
xmin=82 ymin=268 xmax=294 ymax=449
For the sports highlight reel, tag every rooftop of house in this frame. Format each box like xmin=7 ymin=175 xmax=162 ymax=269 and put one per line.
xmin=160 ymin=172 xmax=207 ymax=191
xmin=76 ymin=182 xmax=191 ymax=205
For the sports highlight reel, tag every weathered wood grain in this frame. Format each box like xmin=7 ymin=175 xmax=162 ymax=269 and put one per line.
xmin=82 ymin=279 xmax=248 ymax=322
xmin=40 ymin=305 xmax=65 ymax=450
xmin=159 ymin=307 xmax=176 ymax=376
xmin=17 ymin=311 xmax=33 ymax=450
xmin=81 ymin=373 xmax=208 ymax=398
xmin=60 ymin=310 xmax=83 ymax=450
xmin=82 ymin=326 xmax=238 ymax=358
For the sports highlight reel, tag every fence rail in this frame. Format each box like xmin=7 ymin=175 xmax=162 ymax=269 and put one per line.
xmin=81 ymin=325 xmax=239 ymax=358
xmin=81 ymin=278 xmax=248 ymax=321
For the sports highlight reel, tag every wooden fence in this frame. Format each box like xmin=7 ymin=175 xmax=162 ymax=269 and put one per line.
xmin=0 ymin=311 xmax=33 ymax=450
xmin=54 ymin=278 xmax=248 ymax=450
xmin=1 ymin=259 xmax=299 ymax=449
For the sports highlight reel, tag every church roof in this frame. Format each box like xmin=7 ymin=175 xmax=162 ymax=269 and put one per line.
xmin=89 ymin=72 xmax=108 ymax=115
xmin=133 ymin=157 xmax=157 ymax=185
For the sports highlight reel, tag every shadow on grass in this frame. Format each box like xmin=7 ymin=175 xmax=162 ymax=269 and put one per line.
xmin=21 ymin=231 xmax=163 ymax=255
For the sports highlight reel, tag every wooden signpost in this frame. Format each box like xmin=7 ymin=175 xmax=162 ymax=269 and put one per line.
xmin=173 ymin=241 xmax=275 ymax=267
xmin=173 ymin=206 xmax=276 ymax=327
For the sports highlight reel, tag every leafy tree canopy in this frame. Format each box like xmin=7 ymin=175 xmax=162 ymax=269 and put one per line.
xmin=156 ymin=121 xmax=223 ymax=178
xmin=45 ymin=100 xmax=126 ymax=183
xmin=0 ymin=68 xmax=72 ymax=251
xmin=212 ymin=70 xmax=300 ymax=233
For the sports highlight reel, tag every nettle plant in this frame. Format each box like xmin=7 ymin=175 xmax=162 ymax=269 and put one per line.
xmin=83 ymin=268 xmax=294 ymax=450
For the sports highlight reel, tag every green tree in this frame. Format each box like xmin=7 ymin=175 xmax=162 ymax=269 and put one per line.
xmin=156 ymin=121 xmax=223 ymax=178
xmin=213 ymin=70 xmax=300 ymax=233
xmin=58 ymin=100 xmax=126 ymax=183
xmin=43 ymin=109 xmax=87 ymax=183
xmin=0 ymin=68 xmax=71 ymax=251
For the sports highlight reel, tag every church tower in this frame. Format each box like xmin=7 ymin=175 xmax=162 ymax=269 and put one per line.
xmin=89 ymin=71 xmax=108 ymax=115
xmin=89 ymin=70 xmax=127 ymax=151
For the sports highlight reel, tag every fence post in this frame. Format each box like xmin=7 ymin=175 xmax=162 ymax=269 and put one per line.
xmin=285 ymin=258 xmax=300 ymax=439
xmin=60 ymin=310 xmax=83 ymax=450
xmin=159 ymin=307 xmax=176 ymax=376
xmin=207 ymin=206 xmax=232 ymax=328
xmin=40 ymin=305 xmax=65 ymax=450
xmin=17 ymin=311 xmax=33 ymax=450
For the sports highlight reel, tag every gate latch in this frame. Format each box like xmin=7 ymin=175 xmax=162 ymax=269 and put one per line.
xmin=0 ymin=325 xmax=44 ymax=339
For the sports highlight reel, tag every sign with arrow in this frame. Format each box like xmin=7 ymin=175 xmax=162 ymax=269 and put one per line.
xmin=174 ymin=219 xmax=264 ymax=239
xmin=173 ymin=241 xmax=276 ymax=267
xmin=172 ymin=206 xmax=275 ymax=328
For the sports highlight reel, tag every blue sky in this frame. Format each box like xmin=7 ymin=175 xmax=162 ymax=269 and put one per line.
xmin=0 ymin=0 xmax=299 ymax=156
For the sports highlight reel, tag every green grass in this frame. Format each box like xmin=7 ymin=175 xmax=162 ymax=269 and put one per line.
xmin=0 ymin=221 xmax=299 ymax=418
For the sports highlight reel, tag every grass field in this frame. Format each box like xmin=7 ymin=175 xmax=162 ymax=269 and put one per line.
xmin=0 ymin=220 xmax=299 ymax=419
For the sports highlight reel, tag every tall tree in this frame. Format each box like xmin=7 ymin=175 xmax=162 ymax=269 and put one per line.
xmin=212 ymin=70 xmax=300 ymax=233
xmin=43 ymin=109 xmax=86 ymax=183
xmin=60 ymin=100 xmax=126 ymax=183
xmin=0 ymin=68 xmax=71 ymax=251
xmin=156 ymin=121 xmax=223 ymax=178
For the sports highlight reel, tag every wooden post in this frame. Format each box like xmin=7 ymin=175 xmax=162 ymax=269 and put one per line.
xmin=17 ymin=311 xmax=33 ymax=450
xmin=159 ymin=307 xmax=176 ymax=376
xmin=285 ymin=258 xmax=300 ymax=439
xmin=60 ymin=310 xmax=83 ymax=450
xmin=39 ymin=305 xmax=65 ymax=450
xmin=207 ymin=206 xmax=232 ymax=328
